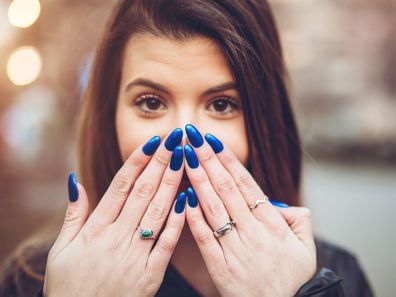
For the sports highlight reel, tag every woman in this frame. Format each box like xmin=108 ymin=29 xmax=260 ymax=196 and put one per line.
xmin=0 ymin=0 xmax=373 ymax=296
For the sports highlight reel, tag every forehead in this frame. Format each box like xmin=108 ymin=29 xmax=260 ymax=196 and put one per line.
xmin=121 ymin=33 xmax=233 ymax=82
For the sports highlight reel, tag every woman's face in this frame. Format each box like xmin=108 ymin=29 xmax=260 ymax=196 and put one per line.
xmin=115 ymin=33 xmax=248 ymax=169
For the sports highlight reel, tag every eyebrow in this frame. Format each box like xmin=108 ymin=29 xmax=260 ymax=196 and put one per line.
xmin=125 ymin=78 xmax=237 ymax=96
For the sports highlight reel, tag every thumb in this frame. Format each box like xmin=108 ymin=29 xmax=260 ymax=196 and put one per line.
xmin=50 ymin=173 xmax=90 ymax=257
xmin=277 ymin=206 xmax=316 ymax=254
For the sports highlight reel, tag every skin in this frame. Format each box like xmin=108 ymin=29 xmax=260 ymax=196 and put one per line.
xmin=115 ymin=33 xmax=248 ymax=296
xmin=115 ymin=34 xmax=315 ymax=295
xmin=115 ymin=33 xmax=248 ymax=168
xmin=43 ymin=33 xmax=316 ymax=297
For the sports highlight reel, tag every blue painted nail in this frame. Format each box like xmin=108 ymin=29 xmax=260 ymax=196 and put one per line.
xmin=185 ymin=124 xmax=204 ymax=148
xmin=68 ymin=172 xmax=78 ymax=202
xmin=184 ymin=144 xmax=199 ymax=169
xmin=142 ymin=136 xmax=161 ymax=156
xmin=205 ymin=133 xmax=224 ymax=154
xmin=270 ymin=200 xmax=289 ymax=208
xmin=165 ymin=128 xmax=183 ymax=151
xmin=175 ymin=192 xmax=187 ymax=213
xmin=170 ymin=145 xmax=183 ymax=171
xmin=187 ymin=186 xmax=198 ymax=207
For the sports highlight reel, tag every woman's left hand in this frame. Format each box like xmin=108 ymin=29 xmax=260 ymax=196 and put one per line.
xmin=183 ymin=125 xmax=316 ymax=297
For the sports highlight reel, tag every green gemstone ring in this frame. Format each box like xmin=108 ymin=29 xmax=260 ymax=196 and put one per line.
xmin=138 ymin=227 xmax=157 ymax=240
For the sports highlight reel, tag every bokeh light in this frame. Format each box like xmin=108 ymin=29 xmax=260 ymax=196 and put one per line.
xmin=8 ymin=0 xmax=41 ymax=29
xmin=6 ymin=46 xmax=42 ymax=86
xmin=0 ymin=85 xmax=57 ymax=162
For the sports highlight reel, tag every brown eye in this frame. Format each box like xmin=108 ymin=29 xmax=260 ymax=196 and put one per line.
xmin=213 ymin=99 xmax=229 ymax=112
xmin=134 ymin=94 xmax=167 ymax=115
xmin=207 ymin=97 xmax=240 ymax=116
xmin=146 ymin=98 xmax=161 ymax=110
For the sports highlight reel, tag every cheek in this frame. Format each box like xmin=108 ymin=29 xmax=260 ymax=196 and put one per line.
xmin=222 ymin=132 xmax=249 ymax=166
xmin=205 ymin=123 xmax=249 ymax=166
xmin=115 ymin=108 xmax=161 ymax=162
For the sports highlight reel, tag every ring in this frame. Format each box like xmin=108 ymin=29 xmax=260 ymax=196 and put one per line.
xmin=248 ymin=195 xmax=269 ymax=210
xmin=137 ymin=227 xmax=157 ymax=240
xmin=213 ymin=220 xmax=236 ymax=238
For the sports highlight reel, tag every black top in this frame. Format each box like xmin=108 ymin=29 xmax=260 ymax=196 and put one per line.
xmin=0 ymin=238 xmax=374 ymax=297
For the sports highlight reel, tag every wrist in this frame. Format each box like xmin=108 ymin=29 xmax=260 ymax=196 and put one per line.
xmin=294 ymin=268 xmax=343 ymax=297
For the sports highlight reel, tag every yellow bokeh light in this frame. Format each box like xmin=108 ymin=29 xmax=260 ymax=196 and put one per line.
xmin=6 ymin=46 xmax=42 ymax=86
xmin=8 ymin=0 xmax=41 ymax=28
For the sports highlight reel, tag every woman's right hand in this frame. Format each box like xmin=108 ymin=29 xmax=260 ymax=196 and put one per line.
xmin=43 ymin=128 xmax=186 ymax=297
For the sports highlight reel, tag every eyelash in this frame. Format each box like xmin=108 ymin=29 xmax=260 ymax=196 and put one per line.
xmin=206 ymin=96 xmax=240 ymax=115
xmin=133 ymin=93 xmax=166 ymax=116
xmin=133 ymin=93 xmax=241 ymax=117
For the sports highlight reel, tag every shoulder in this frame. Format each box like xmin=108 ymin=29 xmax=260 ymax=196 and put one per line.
xmin=315 ymin=237 xmax=374 ymax=297
xmin=0 ymin=241 xmax=51 ymax=297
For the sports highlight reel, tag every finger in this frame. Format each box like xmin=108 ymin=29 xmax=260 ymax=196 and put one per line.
xmin=185 ymin=124 xmax=252 ymax=226
xmin=185 ymin=191 xmax=226 ymax=270
xmin=205 ymin=133 xmax=284 ymax=225
xmin=114 ymin=128 xmax=183 ymax=235
xmin=146 ymin=193 xmax=186 ymax=274
xmin=86 ymin=135 xmax=161 ymax=227
xmin=276 ymin=206 xmax=316 ymax=254
xmin=50 ymin=175 xmax=89 ymax=258
xmin=129 ymin=146 xmax=184 ymax=253
xmin=184 ymin=144 xmax=240 ymax=246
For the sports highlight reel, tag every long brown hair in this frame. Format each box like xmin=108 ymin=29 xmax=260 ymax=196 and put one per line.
xmin=0 ymin=0 xmax=302 ymax=291
xmin=78 ymin=0 xmax=302 ymax=208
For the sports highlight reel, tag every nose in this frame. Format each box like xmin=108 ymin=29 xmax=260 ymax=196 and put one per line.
xmin=174 ymin=105 xmax=198 ymax=140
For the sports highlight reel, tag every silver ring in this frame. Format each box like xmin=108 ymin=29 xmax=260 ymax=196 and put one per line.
xmin=248 ymin=195 xmax=269 ymax=210
xmin=137 ymin=227 xmax=157 ymax=240
xmin=213 ymin=220 xmax=236 ymax=238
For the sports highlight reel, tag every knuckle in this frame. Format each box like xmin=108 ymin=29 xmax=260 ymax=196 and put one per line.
xmin=130 ymin=151 xmax=147 ymax=169
xmin=190 ymin=169 xmax=208 ymax=185
xmin=132 ymin=178 xmax=155 ymax=201
xmin=147 ymin=202 xmax=167 ymax=222
xmin=220 ymin=148 xmax=234 ymax=164
xmin=235 ymin=173 xmax=254 ymax=191
xmin=158 ymin=236 xmax=177 ymax=253
xmin=199 ymin=146 xmax=216 ymax=164
xmin=63 ymin=207 xmax=81 ymax=228
xmin=161 ymin=173 xmax=179 ymax=188
xmin=207 ymin=200 xmax=225 ymax=219
xmin=153 ymin=152 xmax=169 ymax=167
xmin=110 ymin=173 xmax=131 ymax=196
xmin=187 ymin=211 xmax=201 ymax=226
xmin=195 ymin=229 xmax=214 ymax=245
xmin=215 ymin=178 xmax=235 ymax=196
xmin=167 ymin=218 xmax=181 ymax=232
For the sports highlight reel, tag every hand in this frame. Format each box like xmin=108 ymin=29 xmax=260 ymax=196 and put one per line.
xmin=183 ymin=124 xmax=316 ymax=297
xmin=43 ymin=128 xmax=187 ymax=297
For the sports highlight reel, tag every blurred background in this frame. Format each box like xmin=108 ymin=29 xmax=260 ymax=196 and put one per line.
xmin=0 ymin=0 xmax=395 ymax=296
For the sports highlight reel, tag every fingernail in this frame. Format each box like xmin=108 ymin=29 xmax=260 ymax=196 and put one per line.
xmin=68 ymin=172 xmax=78 ymax=202
xmin=185 ymin=124 xmax=203 ymax=148
xmin=187 ymin=186 xmax=198 ymax=207
xmin=184 ymin=144 xmax=199 ymax=169
xmin=142 ymin=136 xmax=161 ymax=156
xmin=165 ymin=128 xmax=183 ymax=151
xmin=205 ymin=133 xmax=224 ymax=154
xmin=170 ymin=145 xmax=183 ymax=171
xmin=270 ymin=200 xmax=289 ymax=208
xmin=175 ymin=192 xmax=187 ymax=213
